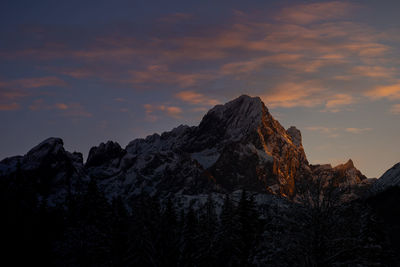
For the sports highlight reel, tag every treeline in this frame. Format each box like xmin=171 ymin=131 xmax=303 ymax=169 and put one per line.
xmin=1 ymin=175 xmax=264 ymax=266
xmin=1 ymin=168 xmax=399 ymax=266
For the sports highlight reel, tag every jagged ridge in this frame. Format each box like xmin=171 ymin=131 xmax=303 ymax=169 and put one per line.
xmin=0 ymin=95 xmax=374 ymax=203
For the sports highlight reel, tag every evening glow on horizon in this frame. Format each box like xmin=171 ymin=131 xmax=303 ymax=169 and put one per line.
xmin=1 ymin=0 xmax=400 ymax=178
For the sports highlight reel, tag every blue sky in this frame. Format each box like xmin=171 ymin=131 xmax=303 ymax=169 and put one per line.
xmin=1 ymin=0 xmax=400 ymax=177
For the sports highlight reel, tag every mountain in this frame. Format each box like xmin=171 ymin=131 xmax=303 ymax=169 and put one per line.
xmin=1 ymin=94 xmax=399 ymax=266
xmin=0 ymin=95 xmax=370 ymax=204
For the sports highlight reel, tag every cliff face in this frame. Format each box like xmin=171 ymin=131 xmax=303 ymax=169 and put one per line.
xmin=0 ymin=95 xmax=371 ymax=203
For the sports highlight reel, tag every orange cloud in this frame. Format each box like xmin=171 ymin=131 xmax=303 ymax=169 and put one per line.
xmin=262 ymin=81 xmax=326 ymax=108
xmin=0 ymin=89 xmax=29 ymax=101
xmin=29 ymin=99 xmax=91 ymax=117
xmin=262 ymin=81 xmax=356 ymax=111
xmin=144 ymin=103 xmax=183 ymax=121
xmin=305 ymin=126 xmax=339 ymax=138
xmin=345 ymin=127 xmax=372 ymax=134
xmin=0 ymin=102 xmax=20 ymax=111
xmin=175 ymin=91 xmax=220 ymax=106
xmin=220 ymin=54 xmax=303 ymax=75
xmin=61 ymin=103 xmax=92 ymax=118
xmin=129 ymin=65 xmax=213 ymax=88
xmin=0 ymin=76 xmax=66 ymax=89
xmin=351 ymin=66 xmax=396 ymax=78
xmin=17 ymin=76 xmax=66 ymax=88
xmin=325 ymin=94 xmax=354 ymax=112
xmin=366 ymin=82 xmax=400 ymax=99
xmin=54 ymin=103 xmax=68 ymax=110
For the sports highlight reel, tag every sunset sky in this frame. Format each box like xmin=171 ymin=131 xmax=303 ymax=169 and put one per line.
xmin=1 ymin=0 xmax=400 ymax=177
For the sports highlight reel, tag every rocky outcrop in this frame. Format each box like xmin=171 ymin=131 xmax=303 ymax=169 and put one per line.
xmin=0 ymin=138 xmax=88 ymax=205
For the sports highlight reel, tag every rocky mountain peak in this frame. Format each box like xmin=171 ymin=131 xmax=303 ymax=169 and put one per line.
xmin=197 ymin=95 xmax=264 ymax=142
xmin=335 ymin=159 xmax=355 ymax=170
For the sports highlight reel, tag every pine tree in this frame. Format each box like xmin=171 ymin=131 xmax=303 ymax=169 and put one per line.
xmin=158 ymin=197 xmax=180 ymax=266
xmin=180 ymin=204 xmax=199 ymax=267
xmin=197 ymin=194 xmax=218 ymax=266
xmin=126 ymin=191 xmax=162 ymax=266
xmin=214 ymin=194 xmax=240 ymax=266
xmin=110 ymin=196 xmax=129 ymax=267
xmin=237 ymin=190 xmax=260 ymax=265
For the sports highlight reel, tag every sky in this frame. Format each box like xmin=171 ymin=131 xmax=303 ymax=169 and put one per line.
xmin=1 ymin=0 xmax=400 ymax=178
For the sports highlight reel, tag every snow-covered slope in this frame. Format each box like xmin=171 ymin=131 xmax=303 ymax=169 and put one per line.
xmin=370 ymin=163 xmax=400 ymax=194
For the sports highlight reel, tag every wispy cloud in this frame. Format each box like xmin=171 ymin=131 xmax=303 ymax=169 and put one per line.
xmin=365 ymin=82 xmax=400 ymax=100
xmin=305 ymin=126 xmax=339 ymax=138
xmin=1 ymin=76 xmax=66 ymax=89
xmin=0 ymin=1 xmax=398 ymax=115
xmin=325 ymin=94 xmax=355 ymax=112
xmin=276 ymin=1 xmax=357 ymax=25
xmin=175 ymin=91 xmax=220 ymax=106
xmin=144 ymin=103 xmax=183 ymax=121
xmin=345 ymin=127 xmax=372 ymax=134
xmin=351 ymin=66 xmax=396 ymax=78
xmin=0 ymin=102 xmax=20 ymax=111
xmin=128 ymin=65 xmax=213 ymax=88
xmin=306 ymin=126 xmax=373 ymax=137
xmin=29 ymin=99 xmax=92 ymax=117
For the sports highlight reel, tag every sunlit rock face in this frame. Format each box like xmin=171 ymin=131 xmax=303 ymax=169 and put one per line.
xmin=0 ymin=95 xmax=374 ymax=203
xmin=309 ymin=159 xmax=375 ymax=202
xmin=87 ymin=95 xmax=313 ymax=199
xmin=198 ymin=95 xmax=311 ymax=197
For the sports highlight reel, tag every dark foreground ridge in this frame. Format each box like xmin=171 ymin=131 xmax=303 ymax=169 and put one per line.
xmin=1 ymin=95 xmax=399 ymax=266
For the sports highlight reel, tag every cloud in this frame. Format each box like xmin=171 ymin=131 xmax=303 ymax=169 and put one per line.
xmin=16 ymin=76 xmax=66 ymax=88
xmin=305 ymin=126 xmax=339 ymax=138
xmin=54 ymin=103 xmax=69 ymax=110
xmin=29 ymin=99 xmax=92 ymax=117
xmin=0 ymin=87 xmax=29 ymax=111
xmin=306 ymin=126 xmax=372 ymax=137
xmin=365 ymin=82 xmax=400 ymax=100
xmin=144 ymin=103 xmax=183 ymax=121
xmin=276 ymin=1 xmax=356 ymax=25
xmin=175 ymin=91 xmax=220 ymax=106
xmin=61 ymin=103 xmax=92 ymax=117
xmin=220 ymin=54 xmax=304 ymax=76
xmin=0 ymin=102 xmax=20 ymax=111
xmin=345 ymin=127 xmax=372 ymax=134
xmin=261 ymin=81 xmax=326 ymax=108
xmin=128 ymin=65 xmax=213 ymax=88
xmin=0 ymin=1 xmax=395 ymax=115
xmin=325 ymin=94 xmax=355 ymax=112
xmin=0 ymin=76 xmax=66 ymax=90
xmin=351 ymin=66 xmax=395 ymax=78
